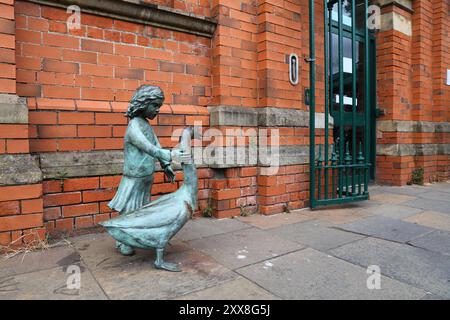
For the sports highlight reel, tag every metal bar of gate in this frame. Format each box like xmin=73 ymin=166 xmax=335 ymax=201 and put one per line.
xmin=328 ymin=2 xmax=334 ymax=199
xmin=364 ymin=0 xmax=370 ymax=195
xmin=351 ymin=0 xmax=357 ymax=195
xmin=308 ymin=0 xmax=316 ymax=208
xmin=338 ymin=0 xmax=344 ymax=198
xmin=323 ymin=0 xmax=329 ymax=200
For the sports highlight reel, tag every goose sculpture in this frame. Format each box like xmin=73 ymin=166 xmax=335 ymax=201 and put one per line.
xmin=100 ymin=127 xmax=198 ymax=272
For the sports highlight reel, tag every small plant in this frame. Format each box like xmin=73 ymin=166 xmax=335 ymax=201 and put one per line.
xmin=56 ymin=170 xmax=69 ymax=189
xmin=239 ymin=205 xmax=252 ymax=217
xmin=410 ymin=167 xmax=424 ymax=185
xmin=283 ymin=202 xmax=291 ymax=213
xmin=202 ymin=193 xmax=213 ymax=218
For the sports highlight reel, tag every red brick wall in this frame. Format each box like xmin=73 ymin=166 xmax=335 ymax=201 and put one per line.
xmin=9 ymin=0 xmax=214 ymax=239
xmin=1 ymin=0 xmax=449 ymax=246
xmin=0 ymin=0 xmax=16 ymax=94
xmin=376 ymin=1 xmax=450 ymax=185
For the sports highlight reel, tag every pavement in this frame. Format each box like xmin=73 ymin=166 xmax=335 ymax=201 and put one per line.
xmin=1 ymin=182 xmax=450 ymax=300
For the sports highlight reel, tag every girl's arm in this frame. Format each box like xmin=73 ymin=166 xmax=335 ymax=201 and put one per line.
xmin=153 ymin=131 xmax=171 ymax=169
xmin=128 ymin=120 xmax=171 ymax=163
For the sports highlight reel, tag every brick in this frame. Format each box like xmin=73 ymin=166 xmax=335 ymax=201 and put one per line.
xmin=0 ymin=214 xmax=43 ymax=232
xmin=78 ymin=126 xmax=112 ymax=137
xmin=22 ymin=44 xmax=62 ymax=60
xmin=115 ymin=68 xmax=144 ymax=80
xmin=213 ymin=188 xmax=241 ymax=200
xmin=80 ymin=64 xmax=113 ymax=77
xmin=0 ymin=63 xmax=15 ymax=78
xmin=100 ymin=176 xmax=121 ymax=188
xmin=95 ymin=113 xmax=128 ymax=125
xmin=43 ymin=33 xmax=79 ymax=49
xmin=29 ymin=139 xmax=57 ymax=152
xmin=37 ymin=98 xmax=76 ymax=110
xmin=0 ymin=201 xmax=20 ymax=216
xmin=27 ymin=17 xmax=49 ymax=32
xmin=17 ymin=83 xmax=41 ymax=97
xmin=82 ymin=88 xmax=114 ymax=101
xmin=15 ymin=1 xmax=40 ymax=16
xmin=94 ymin=138 xmax=123 ymax=150
xmin=62 ymin=203 xmax=99 ymax=218
xmin=58 ymin=112 xmax=94 ymax=124
xmin=43 ymin=192 xmax=81 ymax=207
xmin=63 ymin=177 xmax=99 ymax=192
xmin=29 ymin=111 xmax=58 ymax=125
xmin=76 ymin=101 xmax=111 ymax=113
xmin=39 ymin=125 xmax=76 ymax=138
xmin=15 ymin=29 xmax=41 ymax=44
xmin=75 ymin=216 xmax=94 ymax=228
xmin=6 ymin=139 xmax=29 ymax=153
xmin=44 ymin=207 xmax=61 ymax=221
xmin=0 ymin=33 xmax=16 ymax=49
xmin=0 ymin=124 xmax=28 ymax=139
xmin=59 ymin=139 xmax=94 ymax=151
xmin=43 ymin=59 xmax=79 ymax=73
xmin=21 ymin=198 xmax=43 ymax=214
xmin=22 ymin=228 xmax=46 ymax=244
xmin=0 ymin=232 xmax=11 ymax=246
xmin=0 ymin=184 xmax=42 ymax=202
xmin=55 ymin=218 xmax=73 ymax=232
xmin=0 ymin=48 xmax=15 ymax=64
xmin=82 ymin=39 xmax=113 ymax=53
xmin=98 ymin=53 xmax=129 ymax=67
xmin=83 ymin=189 xmax=116 ymax=202
xmin=43 ymin=85 xmax=80 ymax=99
xmin=63 ymin=49 xmax=97 ymax=64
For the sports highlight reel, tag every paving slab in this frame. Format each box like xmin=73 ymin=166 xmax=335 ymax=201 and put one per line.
xmin=337 ymin=216 xmax=435 ymax=243
xmin=409 ymin=230 xmax=450 ymax=256
xmin=369 ymin=193 xmax=417 ymax=204
xmin=236 ymin=248 xmax=426 ymax=300
xmin=0 ymin=262 xmax=107 ymax=300
xmin=0 ymin=245 xmax=79 ymax=278
xmin=330 ymin=237 xmax=450 ymax=298
xmin=418 ymin=191 xmax=450 ymax=202
xmin=403 ymin=211 xmax=450 ymax=232
xmin=174 ymin=277 xmax=279 ymax=300
xmin=236 ymin=212 xmax=313 ymax=230
xmin=301 ymin=207 xmax=372 ymax=225
xmin=370 ymin=185 xmax=429 ymax=196
xmin=173 ymin=218 xmax=251 ymax=241
xmin=363 ymin=204 xmax=423 ymax=219
xmin=428 ymin=182 xmax=450 ymax=193
xmin=187 ymin=228 xmax=304 ymax=270
xmin=269 ymin=220 xmax=365 ymax=251
xmin=403 ymin=198 xmax=450 ymax=214
xmin=72 ymin=233 xmax=237 ymax=300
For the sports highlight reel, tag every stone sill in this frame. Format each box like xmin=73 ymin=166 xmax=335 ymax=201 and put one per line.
xmin=27 ymin=0 xmax=217 ymax=38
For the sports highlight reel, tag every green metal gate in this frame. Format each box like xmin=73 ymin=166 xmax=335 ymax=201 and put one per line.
xmin=309 ymin=0 xmax=373 ymax=208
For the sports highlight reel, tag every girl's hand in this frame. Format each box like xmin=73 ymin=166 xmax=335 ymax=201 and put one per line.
xmin=171 ymin=149 xmax=191 ymax=164
xmin=164 ymin=165 xmax=176 ymax=183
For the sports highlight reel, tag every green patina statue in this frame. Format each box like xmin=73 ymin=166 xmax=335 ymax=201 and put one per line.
xmin=101 ymin=85 xmax=195 ymax=272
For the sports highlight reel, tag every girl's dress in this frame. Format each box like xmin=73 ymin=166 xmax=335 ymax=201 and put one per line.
xmin=109 ymin=117 xmax=170 ymax=215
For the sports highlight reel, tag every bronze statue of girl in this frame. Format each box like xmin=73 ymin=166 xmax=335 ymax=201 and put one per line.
xmin=108 ymin=85 xmax=189 ymax=255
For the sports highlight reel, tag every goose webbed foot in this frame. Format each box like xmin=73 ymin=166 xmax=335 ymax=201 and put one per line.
xmin=154 ymin=248 xmax=181 ymax=272
xmin=117 ymin=242 xmax=135 ymax=256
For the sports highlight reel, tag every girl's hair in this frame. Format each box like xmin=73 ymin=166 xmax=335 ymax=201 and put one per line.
xmin=125 ymin=85 xmax=165 ymax=118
